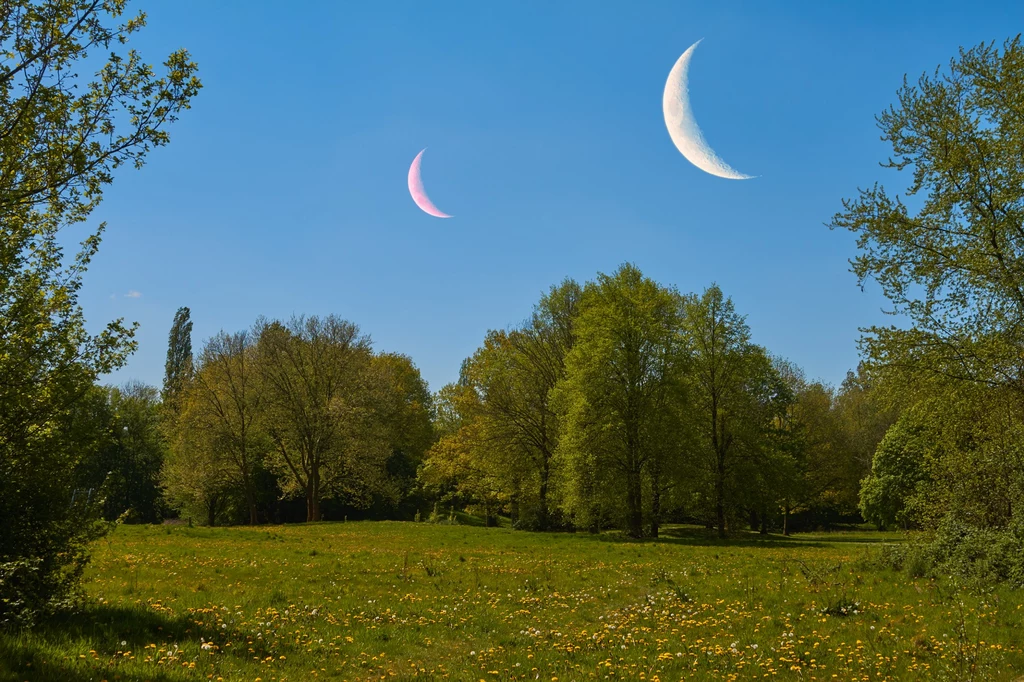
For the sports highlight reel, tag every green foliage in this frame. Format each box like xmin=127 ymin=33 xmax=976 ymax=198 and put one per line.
xmin=422 ymin=267 xmax=873 ymax=538
xmin=554 ymin=264 xmax=685 ymax=537
xmin=681 ymin=285 xmax=789 ymax=537
xmin=255 ymin=316 xmax=396 ymax=522
xmin=833 ymin=37 xmax=1024 ymax=585
xmin=0 ymin=0 xmax=199 ymax=623
xmin=162 ymin=306 xmax=193 ymax=413
xmin=859 ymin=415 xmax=929 ymax=530
xmin=370 ymin=352 xmax=435 ymax=516
xmin=421 ymin=281 xmax=581 ymax=530
xmin=163 ymin=330 xmax=267 ymax=525
xmin=832 ymin=37 xmax=1024 ymax=390
xmin=100 ymin=383 xmax=167 ymax=523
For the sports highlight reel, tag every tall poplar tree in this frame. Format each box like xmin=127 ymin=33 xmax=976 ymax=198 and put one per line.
xmin=163 ymin=306 xmax=193 ymax=412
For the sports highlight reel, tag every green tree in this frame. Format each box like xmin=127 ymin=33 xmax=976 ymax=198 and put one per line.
xmin=163 ymin=306 xmax=193 ymax=413
xmin=555 ymin=265 xmax=685 ymax=538
xmin=371 ymin=352 xmax=435 ymax=515
xmin=470 ymin=280 xmax=580 ymax=529
xmin=859 ymin=415 xmax=930 ymax=530
xmin=831 ymin=37 xmax=1024 ymax=567
xmin=256 ymin=316 xmax=390 ymax=522
xmin=103 ymin=382 xmax=166 ymax=523
xmin=830 ymin=37 xmax=1024 ymax=395
xmin=0 ymin=0 xmax=199 ymax=622
xmin=681 ymin=285 xmax=773 ymax=538
xmin=419 ymin=381 xmax=504 ymax=523
xmin=172 ymin=330 xmax=267 ymax=525
xmin=162 ymin=420 xmax=232 ymax=526
xmin=834 ymin=366 xmax=895 ymax=512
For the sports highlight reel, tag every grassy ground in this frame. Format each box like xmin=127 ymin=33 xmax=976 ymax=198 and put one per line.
xmin=2 ymin=522 xmax=1023 ymax=681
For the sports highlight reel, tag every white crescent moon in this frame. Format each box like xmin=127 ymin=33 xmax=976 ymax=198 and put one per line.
xmin=663 ymin=40 xmax=754 ymax=180
xmin=408 ymin=148 xmax=453 ymax=218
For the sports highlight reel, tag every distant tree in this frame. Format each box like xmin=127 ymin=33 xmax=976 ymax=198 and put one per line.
xmin=860 ymin=415 xmax=930 ymax=530
xmin=66 ymin=382 xmax=166 ymax=524
xmin=834 ymin=367 xmax=895 ymax=512
xmin=555 ymin=265 xmax=685 ymax=538
xmin=163 ymin=307 xmax=193 ymax=413
xmin=681 ymin=285 xmax=774 ymax=538
xmin=256 ymin=316 xmax=390 ymax=522
xmin=370 ymin=352 xmax=435 ymax=515
xmin=0 ymin=1 xmax=199 ymax=621
xmin=105 ymin=382 xmax=166 ymax=522
xmin=471 ymin=280 xmax=581 ymax=529
xmin=162 ymin=420 xmax=232 ymax=526
xmin=419 ymin=381 xmax=503 ymax=522
xmin=173 ymin=330 xmax=267 ymax=525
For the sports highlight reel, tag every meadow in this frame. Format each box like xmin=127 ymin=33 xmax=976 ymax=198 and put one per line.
xmin=2 ymin=522 xmax=1023 ymax=682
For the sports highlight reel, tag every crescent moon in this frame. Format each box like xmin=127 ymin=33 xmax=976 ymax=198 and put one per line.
xmin=408 ymin=148 xmax=453 ymax=218
xmin=662 ymin=40 xmax=754 ymax=180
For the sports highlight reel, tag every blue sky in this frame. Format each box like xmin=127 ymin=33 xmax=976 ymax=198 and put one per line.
xmin=83 ymin=0 xmax=1024 ymax=392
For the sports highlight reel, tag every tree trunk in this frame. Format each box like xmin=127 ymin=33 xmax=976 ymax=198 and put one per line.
xmin=715 ymin=453 xmax=726 ymax=539
xmin=650 ymin=466 xmax=661 ymax=539
xmin=783 ymin=503 xmax=790 ymax=536
xmin=207 ymin=497 xmax=217 ymax=527
xmin=244 ymin=475 xmax=258 ymax=525
xmin=538 ymin=455 xmax=550 ymax=531
xmin=626 ymin=471 xmax=643 ymax=538
xmin=307 ymin=466 xmax=322 ymax=522
xmin=306 ymin=475 xmax=321 ymax=522
xmin=711 ymin=396 xmax=727 ymax=539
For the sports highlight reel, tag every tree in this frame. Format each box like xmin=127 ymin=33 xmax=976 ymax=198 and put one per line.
xmin=830 ymin=37 xmax=1024 ymax=396
xmin=470 ymin=280 xmax=580 ymax=529
xmin=555 ymin=265 xmax=685 ymax=538
xmin=174 ymin=330 xmax=267 ymax=525
xmin=370 ymin=352 xmax=435 ymax=515
xmin=831 ymin=38 xmax=1024 ymax=579
xmin=834 ymin=366 xmax=895 ymax=511
xmin=256 ymin=316 xmax=390 ymax=522
xmin=103 ymin=382 xmax=166 ymax=523
xmin=0 ymin=1 xmax=199 ymax=622
xmin=419 ymin=381 xmax=504 ymax=523
xmin=163 ymin=307 xmax=193 ymax=413
xmin=162 ymin=420 xmax=232 ymax=526
xmin=859 ymin=415 xmax=930 ymax=530
xmin=681 ymin=285 xmax=772 ymax=538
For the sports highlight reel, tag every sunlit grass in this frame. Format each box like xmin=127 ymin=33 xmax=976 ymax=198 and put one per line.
xmin=2 ymin=522 xmax=1023 ymax=681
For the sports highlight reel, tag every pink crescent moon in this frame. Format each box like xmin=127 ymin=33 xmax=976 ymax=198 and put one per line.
xmin=407 ymin=148 xmax=452 ymax=218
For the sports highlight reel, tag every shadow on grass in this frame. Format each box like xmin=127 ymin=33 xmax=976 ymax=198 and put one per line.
xmin=569 ymin=525 xmax=842 ymax=549
xmin=0 ymin=602 xmax=291 ymax=682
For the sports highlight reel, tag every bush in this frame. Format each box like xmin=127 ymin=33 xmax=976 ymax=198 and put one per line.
xmin=876 ymin=518 xmax=1024 ymax=589
xmin=0 ymin=512 xmax=108 ymax=626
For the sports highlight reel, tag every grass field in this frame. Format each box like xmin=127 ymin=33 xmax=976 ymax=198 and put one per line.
xmin=2 ymin=522 xmax=1023 ymax=681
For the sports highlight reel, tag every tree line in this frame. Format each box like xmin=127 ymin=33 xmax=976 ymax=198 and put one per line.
xmin=422 ymin=267 xmax=890 ymax=538
xmin=70 ymin=271 xmax=889 ymax=542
